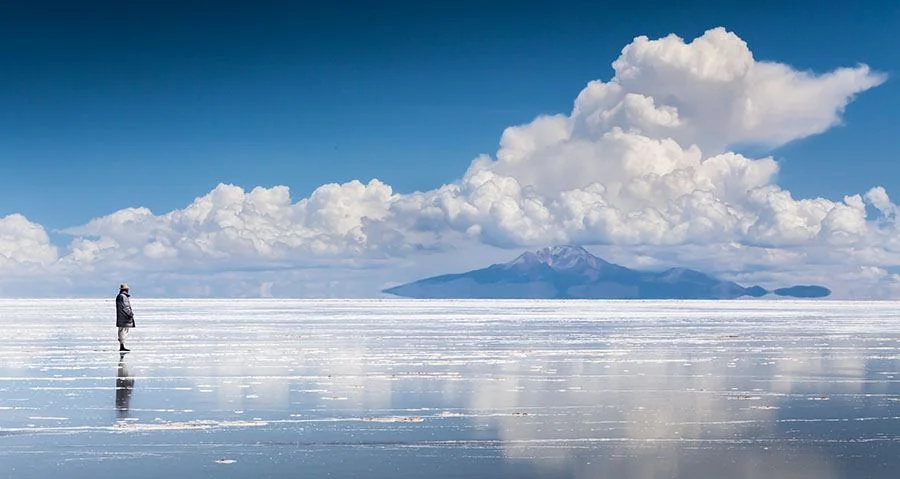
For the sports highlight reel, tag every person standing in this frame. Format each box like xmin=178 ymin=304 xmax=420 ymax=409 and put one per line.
xmin=116 ymin=283 xmax=135 ymax=352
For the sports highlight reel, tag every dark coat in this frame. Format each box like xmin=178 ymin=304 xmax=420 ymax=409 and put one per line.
xmin=116 ymin=291 xmax=135 ymax=328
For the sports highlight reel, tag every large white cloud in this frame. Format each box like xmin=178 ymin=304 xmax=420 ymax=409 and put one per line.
xmin=0 ymin=214 xmax=57 ymax=268
xmin=63 ymin=180 xmax=411 ymax=266
xmin=394 ymin=28 xmax=888 ymax=249
xmin=1 ymin=27 xmax=896 ymax=297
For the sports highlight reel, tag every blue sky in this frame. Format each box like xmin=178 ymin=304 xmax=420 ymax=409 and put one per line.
xmin=2 ymin=1 xmax=898 ymax=229
xmin=1 ymin=1 xmax=899 ymax=297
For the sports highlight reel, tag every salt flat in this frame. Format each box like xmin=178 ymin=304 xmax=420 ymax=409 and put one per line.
xmin=1 ymin=299 xmax=899 ymax=478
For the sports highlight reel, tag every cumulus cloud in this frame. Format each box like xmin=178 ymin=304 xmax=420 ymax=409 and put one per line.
xmin=62 ymin=180 xmax=414 ymax=268
xmin=608 ymin=28 xmax=885 ymax=152
xmin=0 ymin=27 xmax=896 ymax=297
xmin=866 ymin=186 xmax=897 ymax=221
xmin=0 ymin=214 xmax=57 ymax=268
xmin=395 ymin=28 xmax=887 ymax=250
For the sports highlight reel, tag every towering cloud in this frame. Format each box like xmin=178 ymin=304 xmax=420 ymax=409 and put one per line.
xmin=394 ymin=28 xmax=888 ymax=249
xmin=1 ymin=28 xmax=895 ymax=297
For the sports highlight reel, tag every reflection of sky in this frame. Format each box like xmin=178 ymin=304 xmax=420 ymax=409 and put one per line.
xmin=1 ymin=299 xmax=899 ymax=478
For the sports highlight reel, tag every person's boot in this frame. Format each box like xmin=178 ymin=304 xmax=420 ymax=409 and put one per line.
xmin=119 ymin=343 xmax=129 ymax=352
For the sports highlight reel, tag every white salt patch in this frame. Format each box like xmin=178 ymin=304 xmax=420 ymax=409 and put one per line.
xmin=361 ymin=416 xmax=424 ymax=423
xmin=114 ymin=419 xmax=267 ymax=431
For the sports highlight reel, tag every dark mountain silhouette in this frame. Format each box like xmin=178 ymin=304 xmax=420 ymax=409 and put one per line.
xmin=383 ymin=245 xmax=831 ymax=300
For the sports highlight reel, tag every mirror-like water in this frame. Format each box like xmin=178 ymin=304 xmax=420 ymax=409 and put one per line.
xmin=1 ymin=299 xmax=899 ymax=478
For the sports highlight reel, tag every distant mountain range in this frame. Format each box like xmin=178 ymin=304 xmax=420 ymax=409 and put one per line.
xmin=383 ymin=245 xmax=831 ymax=300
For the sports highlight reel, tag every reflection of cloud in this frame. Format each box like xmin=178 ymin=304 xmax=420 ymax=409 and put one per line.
xmin=455 ymin=300 xmax=900 ymax=478
xmin=5 ymin=298 xmax=899 ymax=479
xmin=465 ymin=352 xmax=785 ymax=464
xmin=561 ymin=449 xmax=841 ymax=479
xmin=174 ymin=302 xmax=400 ymax=412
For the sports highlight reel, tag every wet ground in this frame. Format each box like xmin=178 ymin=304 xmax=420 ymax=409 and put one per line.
xmin=1 ymin=299 xmax=899 ymax=478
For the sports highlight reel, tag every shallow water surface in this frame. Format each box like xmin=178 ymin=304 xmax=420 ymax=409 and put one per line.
xmin=1 ymin=299 xmax=899 ymax=478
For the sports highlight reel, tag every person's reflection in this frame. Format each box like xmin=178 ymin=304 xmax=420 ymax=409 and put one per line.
xmin=116 ymin=353 xmax=134 ymax=418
